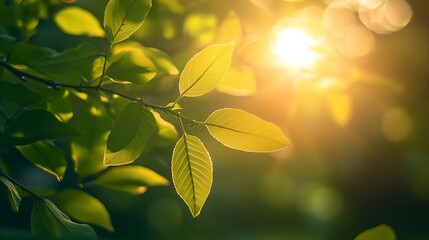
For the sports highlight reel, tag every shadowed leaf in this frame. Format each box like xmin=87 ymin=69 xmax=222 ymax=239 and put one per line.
xmin=31 ymin=198 xmax=97 ymax=239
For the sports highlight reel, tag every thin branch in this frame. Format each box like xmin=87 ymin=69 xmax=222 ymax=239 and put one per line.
xmin=97 ymin=46 xmax=111 ymax=87
xmin=0 ymin=61 xmax=203 ymax=126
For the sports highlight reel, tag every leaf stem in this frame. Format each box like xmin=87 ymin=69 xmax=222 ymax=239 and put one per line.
xmin=0 ymin=170 xmax=41 ymax=199
xmin=98 ymin=45 xmax=112 ymax=88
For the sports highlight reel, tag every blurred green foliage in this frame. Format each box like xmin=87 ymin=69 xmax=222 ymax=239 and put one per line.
xmin=1 ymin=0 xmax=429 ymax=239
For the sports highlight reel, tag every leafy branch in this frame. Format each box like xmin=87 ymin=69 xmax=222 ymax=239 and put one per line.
xmin=0 ymin=0 xmax=291 ymax=237
xmin=0 ymin=60 xmax=200 ymax=127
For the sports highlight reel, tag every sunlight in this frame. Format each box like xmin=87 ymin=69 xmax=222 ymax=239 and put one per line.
xmin=271 ymin=28 xmax=320 ymax=69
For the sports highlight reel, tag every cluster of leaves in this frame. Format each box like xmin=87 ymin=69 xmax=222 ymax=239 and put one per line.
xmin=0 ymin=0 xmax=290 ymax=238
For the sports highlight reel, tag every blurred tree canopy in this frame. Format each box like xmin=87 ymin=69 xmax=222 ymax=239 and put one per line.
xmin=1 ymin=0 xmax=428 ymax=239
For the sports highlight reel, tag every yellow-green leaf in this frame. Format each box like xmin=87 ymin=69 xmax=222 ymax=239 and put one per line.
xmin=215 ymin=10 xmax=242 ymax=44
xmin=112 ymin=41 xmax=179 ymax=75
xmin=94 ymin=165 xmax=169 ymax=194
xmin=217 ymin=66 xmax=257 ymax=96
xmin=53 ymin=189 xmax=114 ymax=232
xmin=54 ymin=7 xmax=105 ymax=37
xmin=179 ymin=42 xmax=234 ymax=97
xmin=106 ymin=51 xmax=156 ymax=85
xmin=105 ymin=102 xmax=156 ymax=165
xmin=205 ymin=108 xmax=290 ymax=152
xmin=0 ymin=176 xmax=21 ymax=212
xmin=172 ymin=135 xmax=212 ymax=217
xmin=104 ymin=0 xmax=152 ymax=44
xmin=354 ymin=224 xmax=396 ymax=240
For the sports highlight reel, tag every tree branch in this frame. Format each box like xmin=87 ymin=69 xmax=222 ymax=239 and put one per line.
xmin=0 ymin=61 xmax=203 ymax=127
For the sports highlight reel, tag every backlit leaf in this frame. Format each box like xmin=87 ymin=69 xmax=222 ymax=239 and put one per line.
xmin=94 ymin=165 xmax=169 ymax=194
xmin=217 ymin=66 xmax=257 ymax=96
xmin=354 ymin=224 xmax=396 ymax=240
xmin=215 ymin=10 xmax=242 ymax=44
xmin=54 ymin=6 xmax=105 ymax=37
xmin=31 ymin=198 xmax=97 ymax=239
xmin=0 ymin=176 xmax=21 ymax=212
xmin=16 ymin=141 xmax=67 ymax=181
xmin=105 ymin=102 xmax=156 ymax=165
xmin=104 ymin=0 xmax=152 ymax=44
xmin=53 ymin=189 xmax=114 ymax=232
xmin=179 ymin=42 xmax=234 ymax=97
xmin=205 ymin=108 xmax=290 ymax=152
xmin=172 ymin=135 xmax=212 ymax=217
xmin=4 ymin=109 xmax=80 ymax=146
xmin=112 ymin=42 xmax=179 ymax=75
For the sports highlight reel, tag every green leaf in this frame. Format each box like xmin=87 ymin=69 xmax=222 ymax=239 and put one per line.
xmin=54 ymin=6 xmax=105 ymax=37
xmin=70 ymin=93 xmax=113 ymax=177
xmin=95 ymin=165 xmax=168 ymax=194
xmin=112 ymin=42 xmax=179 ymax=75
xmin=53 ymin=189 xmax=114 ymax=232
xmin=31 ymin=198 xmax=97 ymax=239
xmin=16 ymin=141 xmax=67 ymax=181
xmin=94 ymin=165 xmax=169 ymax=194
xmin=141 ymin=46 xmax=179 ymax=75
xmin=104 ymin=0 xmax=152 ymax=44
xmin=0 ymin=33 xmax=14 ymax=75
xmin=205 ymin=108 xmax=290 ymax=152
xmin=109 ymin=42 xmax=178 ymax=81
xmin=0 ymin=81 xmax=45 ymax=107
xmin=105 ymin=102 xmax=156 ymax=165
xmin=0 ymin=81 xmax=45 ymax=118
xmin=0 ymin=176 xmax=21 ymax=212
xmin=172 ymin=135 xmax=212 ymax=217
xmin=4 ymin=109 xmax=80 ymax=146
xmin=0 ymin=33 xmax=15 ymax=57
xmin=10 ymin=42 xmax=102 ymax=85
xmin=354 ymin=224 xmax=396 ymax=240
xmin=106 ymin=51 xmax=156 ymax=84
xmin=47 ymin=90 xmax=73 ymax=123
xmin=217 ymin=66 xmax=257 ymax=96
xmin=179 ymin=42 xmax=234 ymax=97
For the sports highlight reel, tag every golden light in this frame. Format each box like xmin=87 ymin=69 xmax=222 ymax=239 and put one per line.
xmin=270 ymin=27 xmax=321 ymax=70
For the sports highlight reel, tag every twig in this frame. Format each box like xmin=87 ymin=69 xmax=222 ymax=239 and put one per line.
xmin=0 ymin=61 xmax=203 ymax=126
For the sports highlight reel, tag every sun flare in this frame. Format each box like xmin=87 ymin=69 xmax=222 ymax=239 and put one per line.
xmin=271 ymin=28 xmax=320 ymax=69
